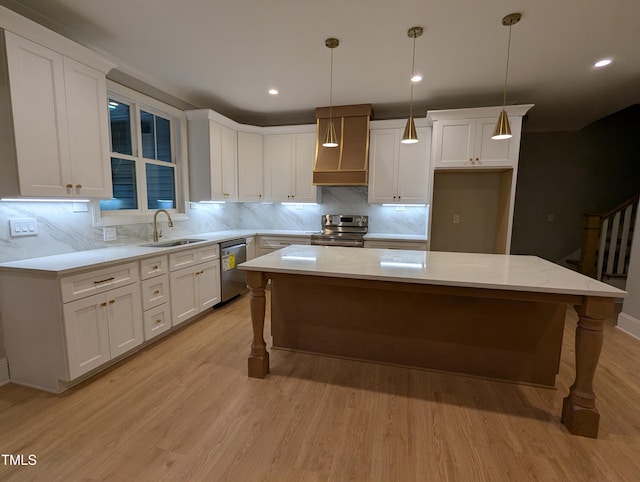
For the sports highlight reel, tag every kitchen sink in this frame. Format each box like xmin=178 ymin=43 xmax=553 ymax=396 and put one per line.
xmin=142 ymin=238 xmax=207 ymax=248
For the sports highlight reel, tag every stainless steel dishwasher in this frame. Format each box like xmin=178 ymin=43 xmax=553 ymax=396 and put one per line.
xmin=219 ymin=238 xmax=247 ymax=303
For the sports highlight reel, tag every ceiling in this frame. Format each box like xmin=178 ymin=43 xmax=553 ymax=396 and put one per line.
xmin=1 ymin=0 xmax=639 ymax=131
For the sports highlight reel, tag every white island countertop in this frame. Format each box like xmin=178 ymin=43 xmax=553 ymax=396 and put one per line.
xmin=239 ymin=245 xmax=627 ymax=298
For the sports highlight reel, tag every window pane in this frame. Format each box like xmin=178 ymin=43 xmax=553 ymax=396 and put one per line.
xmin=99 ymin=158 xmax=138 ymax=210
xmin=109 ymin=99 xmax=132 ymax=155
xmin=155 ymin=116 xmax=171 ymax=162
xmin=146 ymin=164 xmax=176 ymax=210
xmin=141 ymin=110 xmax=172 ymax=163
xmin=140 ymin=110 xmax=156 ymax=159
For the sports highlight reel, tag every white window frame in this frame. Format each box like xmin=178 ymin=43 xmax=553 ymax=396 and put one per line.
xmin=92 ymin=81 xmax=190 ymax=226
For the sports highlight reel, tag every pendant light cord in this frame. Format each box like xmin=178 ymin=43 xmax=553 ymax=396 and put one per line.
xmin=501 ymin=24 xmax=512 ymax=108
xmin=329 ymin=47 xmax=334 ymax=122
xmin=409 ymin=34 xmax=416 ymax=118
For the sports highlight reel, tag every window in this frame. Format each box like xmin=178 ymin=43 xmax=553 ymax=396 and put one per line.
xmin=95 ymin=82 xmax=187 ymax=225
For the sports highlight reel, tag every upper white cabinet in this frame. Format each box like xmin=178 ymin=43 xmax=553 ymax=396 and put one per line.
xmin=428 ymin=105 xmax=533 ymax=169
xmin=0 ymin=29 xmax=113 ymax=198
xmin=186 ymin=109 xmax=238 ymax=201
xmin=237 ymin=131 xmax=264 ymax=202
xmin=263 ymin=128 xmax=319 ymax=203
xmin=368 ymin=123 xmax=431 ymax=204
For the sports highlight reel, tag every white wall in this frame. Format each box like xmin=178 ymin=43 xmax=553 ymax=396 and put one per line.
xmin=618 ymin=209 xmax=640 ymax=339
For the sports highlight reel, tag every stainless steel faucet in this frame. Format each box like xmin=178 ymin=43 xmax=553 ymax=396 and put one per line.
xmin=153 ymin=209 xmax=174 ymax=242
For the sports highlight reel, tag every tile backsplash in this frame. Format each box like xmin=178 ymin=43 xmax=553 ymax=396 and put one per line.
xmin=0 ymin=187 xmax=427 ymax=263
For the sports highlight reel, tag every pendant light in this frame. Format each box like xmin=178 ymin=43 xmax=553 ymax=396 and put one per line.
xmin=401 ymin=26 xmax=423 ymax=144
xmin=492 ymin=13 xmax=521 ymax=140
xmin=322 ymin=38 xmax=339 ymax=148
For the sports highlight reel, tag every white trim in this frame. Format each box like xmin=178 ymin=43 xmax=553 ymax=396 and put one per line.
xmin=0 ymin=357 xmax=9 ymax=386
xmin=426 ymin=104 xmax=535 ymax=123
xmin=617 ymin=312 xmax=640 ymax=340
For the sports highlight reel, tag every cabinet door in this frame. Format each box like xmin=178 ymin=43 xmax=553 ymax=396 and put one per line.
xmin=106 ymin=284 xmax=143 ymax=358
xmin=291 ymin=133 xmax=318 ymax=203
xmin=218 ymin=123 xmax=238 ymax=200
xmin=396 ymin=127 xmax=430 ymax=203
xmin=63 ymin=293 xmax=110 ymax=380
xmin=238 ymin=132 xmax=264 ymax=202
xmin=433 ymin=119 xmax=475 ymax=168
xmin=170 ymin=267 xmax=199 ymax=325
xmin=264 ymin=134 xmax=292 ymax=202
xmin=4 ymin=31 xmax=71 ymax=197
xmin=63 ymin=57 xmax=112 ymax=198
xmin=246 ymin=237 xmax=256 ymax=260
xmin=474 ymin=117 xmax=516 ymax=167
xmin=197 ymin=260 xmax=221 ymax=310
xmin=368 ymin=129 xmax=399 ymax=203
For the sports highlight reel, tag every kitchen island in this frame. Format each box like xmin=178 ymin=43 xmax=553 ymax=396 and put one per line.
xmin=239 ymin=245 xmax=626 ymax=438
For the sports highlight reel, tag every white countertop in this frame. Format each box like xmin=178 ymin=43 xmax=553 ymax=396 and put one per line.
xmin=239 ymin=245 xmax=627 ymax=298
xmin=0 ymin=230 xmax=257 ymax=276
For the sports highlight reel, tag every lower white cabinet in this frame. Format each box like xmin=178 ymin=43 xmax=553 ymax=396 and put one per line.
xmin=170 ymin=261 xmax=220 ymax=325
xmin=63 ymin=283 xmax=143 ymax=380
xmin=140 ymin=255 xmax=171 ymax=340
xmin=169 ymin=245 xmax=221 ymax=326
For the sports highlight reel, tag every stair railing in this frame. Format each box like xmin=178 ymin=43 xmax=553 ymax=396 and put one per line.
xmin=580 ymin=194 xmax=639 ymax=280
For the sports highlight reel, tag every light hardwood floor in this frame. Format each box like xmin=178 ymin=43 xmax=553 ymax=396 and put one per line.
xmin=1 ymin=294 xmax=639 ymax=481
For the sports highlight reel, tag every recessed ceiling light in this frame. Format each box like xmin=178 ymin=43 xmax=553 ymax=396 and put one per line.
xmin=411 ymin=74 xmax=422 ymax=82
xmin=594 ymin=58 xmax=612 ymax=68
xmin=268 ymin=89 xmax=279 ymax=95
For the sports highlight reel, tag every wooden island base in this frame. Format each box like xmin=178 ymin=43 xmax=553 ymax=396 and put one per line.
xmin=245 ymin=266 xmax=615 ymax=439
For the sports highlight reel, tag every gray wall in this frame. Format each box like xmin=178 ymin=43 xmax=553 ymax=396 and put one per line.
xmin=512 ymin=105 xmax=640 ymax=261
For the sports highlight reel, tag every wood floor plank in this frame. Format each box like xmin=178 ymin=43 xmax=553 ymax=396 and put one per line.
xmin=1 ymin=296 xmax=640 ymax=481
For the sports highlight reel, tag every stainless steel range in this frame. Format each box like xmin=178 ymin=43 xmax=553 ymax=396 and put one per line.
xmin=310 ymin=214 xmax=368 ymax=247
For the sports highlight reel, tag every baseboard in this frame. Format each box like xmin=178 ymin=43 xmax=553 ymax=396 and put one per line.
xmin=617 ymin=312 xmax=640 ymax=341
xmin=0 ymin=357 xmax=9 ymax=386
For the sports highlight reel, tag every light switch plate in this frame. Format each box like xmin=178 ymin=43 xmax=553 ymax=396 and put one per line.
xmin=9 ymin=218 xmax=38 ymax=237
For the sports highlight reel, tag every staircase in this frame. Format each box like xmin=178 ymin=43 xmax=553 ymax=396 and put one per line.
xmin=579 ymin=194 xmax=638 ymax=286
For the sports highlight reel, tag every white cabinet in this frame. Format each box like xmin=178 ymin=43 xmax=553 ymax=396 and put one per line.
xmin=428 ymin=105 xmax=533 ymax=169
xmin=169 ymin=245 xmax=221 ymax=325
xmin=364 ymin=240 xmax=428 ymax=250
xmin=427 ymin=105 xmax=533 ymax=254
xmin=238 ymin=131 xmax=264 ymax=202
xmin=187 ymin=109 xmax=238 ymax=201
xmin=140 ymin=255 xmax=171 ymax=340
xmin=0 ymin=260 xmax=143 ymax=392
xmin=63 ymin=283 xmax=143 ymax=379
xmin=257 ymin=235 xmax=310 ymax=256
xmin=368 ymin=126 xmax=431 ymax=204
xmin=264 ymin=131 xmax=319 ymax=203
xmin=1 ymin=30 xmax=111 ymax=198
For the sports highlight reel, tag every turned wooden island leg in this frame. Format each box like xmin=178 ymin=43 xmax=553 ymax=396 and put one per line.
xmin=562 ymin=297 xmax=612 ymax=438
xmin=246 ymin=271 xmax=269 ymax=378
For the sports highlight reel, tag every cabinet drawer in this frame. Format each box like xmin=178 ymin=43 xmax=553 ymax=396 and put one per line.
xmin=140 ymin=255 xmax=168 ymax=280
xmin=258 ymin=236 xmax=310 ymax=250
xmin=61 ymin=262 xmax=138 ymax=303
xmin=143 ymin=303 xmax=172 ymax=340
xmin=198 ymin=244 xmax=220 ymax=262
xmin=169 ymin=244 xmax=220 ymax=271
xmin=364 ymin=240 xmax=428 ymax=251
xmin=141 ymin=274 xmax=170 ymax=311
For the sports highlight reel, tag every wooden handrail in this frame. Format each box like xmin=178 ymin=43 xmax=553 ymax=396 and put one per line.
xmin=602 ymin=193 xmax=640 ymax=220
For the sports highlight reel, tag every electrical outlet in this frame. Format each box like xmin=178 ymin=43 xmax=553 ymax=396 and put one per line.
xmin=453 ymin=214 xmax=460 ymax=224
xmin=103 ymin=226 xmax=117 ymax=241
xmin=547 ymin=213 xmax=555 ymax=222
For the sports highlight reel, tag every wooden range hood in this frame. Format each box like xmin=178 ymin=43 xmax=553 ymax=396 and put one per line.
xmin=313 ymin=104 xmax=372 ymax=185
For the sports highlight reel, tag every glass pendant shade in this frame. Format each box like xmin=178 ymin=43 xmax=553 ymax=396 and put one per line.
xmin=401 ymin=116 xmax=419 ymax=144
xmin=322 ymin=120 xmax=338 ymax=147
xmin=492 ymin=110 xmax=512 ymax=140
